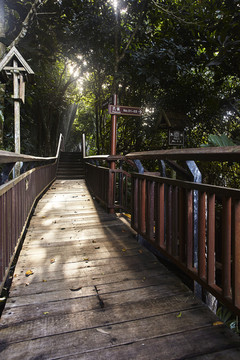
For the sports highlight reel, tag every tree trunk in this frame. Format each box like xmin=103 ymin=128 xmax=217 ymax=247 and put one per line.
xmin=0 ymin=0 xmax=6 ymax=147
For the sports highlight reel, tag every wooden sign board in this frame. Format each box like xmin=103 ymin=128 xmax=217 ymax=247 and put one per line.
xmin=168 ymin=129 xmax=184 ymax=146
xmin=108 ymin=105 xmax=143 ymax=116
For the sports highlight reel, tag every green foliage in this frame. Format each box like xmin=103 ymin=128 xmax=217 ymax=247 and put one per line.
xmin=201 ymin=134 xmax=236 ymax=147
xmin=217 ymin=306 xmax=239 ymax=335
xmin=1 ymin=0 xmax=240 ymax=159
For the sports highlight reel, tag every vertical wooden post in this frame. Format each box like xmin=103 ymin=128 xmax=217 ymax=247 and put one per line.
xmin=109 ymin=94 xmax=118 ymax=214
xmin=233 ymin=200 xmax=240 ymax=308
xmin=110 ymin=94 xmax=117 ymax=162
xmin=13 ymin=60 xmax=21 ymax=177
xmin=82 ymin=133 xmax=86 ymax=158
xmin=222 ymin=197 xmax=232 ymax=298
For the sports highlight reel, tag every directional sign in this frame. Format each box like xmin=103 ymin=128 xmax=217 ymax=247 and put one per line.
xmin=108 ymin=105 xmax=143 ymax=116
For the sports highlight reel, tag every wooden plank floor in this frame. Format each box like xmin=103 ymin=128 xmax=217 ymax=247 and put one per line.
xmin=1 ymin=179 xmax=240 ymax=359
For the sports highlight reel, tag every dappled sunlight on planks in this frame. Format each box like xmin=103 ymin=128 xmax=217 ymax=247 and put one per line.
xmin=0 ymin=179 xmax=240 ymax=359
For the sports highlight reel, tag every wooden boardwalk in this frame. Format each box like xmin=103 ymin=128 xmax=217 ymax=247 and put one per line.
xmin=0 ymin=179 xmax=240 ymax=359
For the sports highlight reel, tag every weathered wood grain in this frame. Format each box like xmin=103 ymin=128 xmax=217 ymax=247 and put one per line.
xmin=0 ymin=179 xmax=240 ymax=360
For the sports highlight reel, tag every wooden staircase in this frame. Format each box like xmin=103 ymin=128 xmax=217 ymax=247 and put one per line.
xmin=56 ymin=151 xmax=85 ymax=179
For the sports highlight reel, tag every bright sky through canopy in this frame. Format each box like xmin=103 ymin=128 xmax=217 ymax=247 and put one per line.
xmin=111 ymin=0 xmax=118 ymax=12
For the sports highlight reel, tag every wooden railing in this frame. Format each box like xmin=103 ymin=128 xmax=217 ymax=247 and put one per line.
xmin=85 ymin=162 xmax=131 ymax=212
xmin=131 ymin=173 xmax=240 ymax=316
xmin=0 ymin=134 xmax=64 ymax=291
xmin=84 ymin=146 xmax=240 ymax=316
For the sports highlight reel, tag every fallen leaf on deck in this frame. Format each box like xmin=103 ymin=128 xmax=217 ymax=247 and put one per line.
xmin=70 ymin=287 xmax=82 ymax=292
xmin=43 ymin=312 xmax=49 ymax=315
xmin=83 ymin=258 xmax=89 ymax=261
xmin=50 ymin=258 xmax=55 ymax=264
xmin=176 ymin=312 xmax=182 ymax=318
xmin=96 ymin=328 xmax=109 ymax=335
xmin=138 ymin=250 xmax=143 ymax=254
xmin=213 ymin=321 xmax=224 ymax=326
xmin=42 ymin=279 xmax=47 ymax=282
xmin=122 ymin=248 xmax=126 ymax=252
xmin=25 ymin=270 xmax=34 ymax=277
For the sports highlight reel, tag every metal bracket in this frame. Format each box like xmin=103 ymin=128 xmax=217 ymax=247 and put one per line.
xmin=134 ymin=159 xmax=144 ymax=174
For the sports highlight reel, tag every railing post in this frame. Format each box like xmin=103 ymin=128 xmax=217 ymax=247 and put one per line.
xmin=139 ymin=178 xmax=146 ymax=234
xmin=233 ymin=199 xmax=240 ymax=308
xmin=198 ymin=191 xmax=206 ymax=280
xmin=82 ymin=133 xmax=86 ymax=158
xmin=155 ymin=182 xmax=165 ymax=248
xmin=222 ymin=197 xmax=232 ymax=299
xmin=207 ymin=194 xmax=215 ymax=286
xmin=13 ymin=59 xmax=21 ymax=178
xmin=109 ymin=94 xmax=118 ymax=214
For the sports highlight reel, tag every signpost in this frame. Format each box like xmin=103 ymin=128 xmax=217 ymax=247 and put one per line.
xmin=108 ymin=96 xmax=143 ymax=161
xmin=108 ymin=95 xmax=143 ymax=213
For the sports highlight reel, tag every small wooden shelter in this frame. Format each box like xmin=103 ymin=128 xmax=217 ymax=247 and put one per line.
xmin=0 ymin=46 xmax=34 ymax=176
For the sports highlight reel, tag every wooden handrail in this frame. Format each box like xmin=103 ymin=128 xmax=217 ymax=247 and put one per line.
xmin=84 ymin=154 xmax=125 ymax=161
xmin=0 ymin=133 xmax=64 ymax=164
xmin=126 ymin=146 xmax=240 ymax=161
xmin=84 ymin=146 xmax=240 ymax=162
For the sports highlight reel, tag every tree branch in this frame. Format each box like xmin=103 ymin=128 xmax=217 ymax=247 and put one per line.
xmin=8 ymin=0 xmax=49 ymax=50
xmin=118 ymin=0 xmax=148 ymax=64
xmin=152 ymin=0 xmax=198 ymax=25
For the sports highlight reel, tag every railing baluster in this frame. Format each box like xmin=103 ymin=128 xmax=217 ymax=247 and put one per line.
xmin=6 ymin=191 xmax=11 ymax=266
xmin=207 ymin=194 xmax=215 ymax=286
xmin=172 ymin=186 xmax=178 ymax=256
xmin=166 ymin=185 xmax=173 ymax=254
xmin=0 ymin=196 xmax=3 ymax=280
xmin=155 ymin=183 xmax=165 ymax=248
xmin=233 ymin=199 xmax=240 ymax=308
xmin=179 ymin=187 xmax=185 ymax=262
xmin=222 ymin=197 xmax=232 ymax=299
xmin=132 ymin=177 xmax=138 ymax=230
xmin=139 ymin=178 xmax=146 ymax=235
xmin=198 ymin=191 xmax=206 ymax=280
xmin=108 ymin=170 xmax=114 ymax=210
xmin=186 ymin=189 xmax=193 ymax=269
xmin=146 ymin=180 xmax=155 ymax=241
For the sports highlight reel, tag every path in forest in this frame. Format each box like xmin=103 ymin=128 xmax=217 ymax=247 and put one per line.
xmin=0 ymin=179 xmax=240 ymax=359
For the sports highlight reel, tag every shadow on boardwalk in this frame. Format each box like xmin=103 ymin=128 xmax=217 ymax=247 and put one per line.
xmin=0 ymin=180 xmax=240 ymax=359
